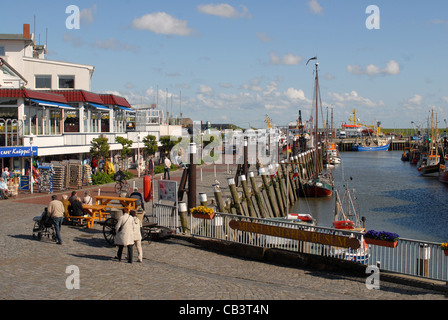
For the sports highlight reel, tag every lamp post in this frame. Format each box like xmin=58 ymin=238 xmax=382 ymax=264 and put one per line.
xmin=29 ymin=135 xmax=34 ymax=194
xmin=137 ymin=135 xmax=141 ymax=178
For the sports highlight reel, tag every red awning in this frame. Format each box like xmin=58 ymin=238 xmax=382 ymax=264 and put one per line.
xmin=99 ymin=94 xmax=132 ymax=108
xmin=0 ymin=88 xmax=68 ymax=103
xmin=47 ymin=90 xmax=104 ymax=104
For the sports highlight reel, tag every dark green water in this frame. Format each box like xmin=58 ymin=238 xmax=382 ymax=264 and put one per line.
xmin=291 ymin=151 xmax=448 ymax=243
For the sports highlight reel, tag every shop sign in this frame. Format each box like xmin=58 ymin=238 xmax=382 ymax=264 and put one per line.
xmin=229 ymin=220 xmax=360 ymax=250
xmin=0 ymin=147 xmax=38 ymax=158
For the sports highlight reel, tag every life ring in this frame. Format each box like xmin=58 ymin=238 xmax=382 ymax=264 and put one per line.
xmin=144 ymin=175 xmax=153 ymax=202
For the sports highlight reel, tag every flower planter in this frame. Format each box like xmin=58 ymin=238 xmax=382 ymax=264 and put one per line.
xmin=365 ymin=238 xmax=398 ymax=248
xmin=443 ymin=250 xmax=448 ymax=257
xmin=192 ymin=213 xmax=215 ymax=220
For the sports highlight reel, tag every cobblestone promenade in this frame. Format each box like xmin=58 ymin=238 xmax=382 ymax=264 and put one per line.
xmin=1 ymin=164 xmax=447 ymax=309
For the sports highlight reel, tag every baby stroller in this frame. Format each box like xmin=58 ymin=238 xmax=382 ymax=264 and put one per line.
xmin=32 ymin=208 xmax=56 ymax=241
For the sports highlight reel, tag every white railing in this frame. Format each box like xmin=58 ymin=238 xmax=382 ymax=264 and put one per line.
xmin=191 ymin=212 xmax=448 ymax=282
xmin=154 ymin=203 xmax=179 ymax=231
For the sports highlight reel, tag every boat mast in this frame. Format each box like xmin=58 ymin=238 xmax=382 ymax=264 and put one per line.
xmin=314 ymin=61 xmax=319 ymax=179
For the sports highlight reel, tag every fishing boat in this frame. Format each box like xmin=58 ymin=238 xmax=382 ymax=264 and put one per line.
xmin=302 ymin=57 xmax=333 ymax=198
xmin=417 ymin=110 xmax=440 ymax=176
xmin=352 ymin=141 xmax=390 ymax=152
xmin=331 ymin=179 xmax=369 ymax=264
xmin=438 ymin=159 xmax=448 ymax=184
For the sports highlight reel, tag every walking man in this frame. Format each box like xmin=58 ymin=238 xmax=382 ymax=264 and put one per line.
xmin=47 ymin=195 xmax=65 ymax=245
xmin=164 ymin=156 xmax=171 ymax=180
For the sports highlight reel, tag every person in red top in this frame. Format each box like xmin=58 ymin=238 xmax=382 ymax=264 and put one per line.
xmin=91 ymin=158 xmax=98 ymax=174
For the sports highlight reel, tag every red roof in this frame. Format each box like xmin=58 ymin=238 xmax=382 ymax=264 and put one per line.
xmin=0 ymin=88 xmax=68 ymax=103
xmin=99 ymin=94 xmax=132 ymax=108
xmin=47 ymin=90 xmax=104 ymax=104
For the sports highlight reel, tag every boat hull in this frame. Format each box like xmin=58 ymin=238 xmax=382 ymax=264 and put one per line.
xmin=303 ymin=180 xmax=333 ymax=197
xmin=439 ymin=165 xmax=448 ymax=183
xmin=352 ymin=143 xmax=390 ymax=152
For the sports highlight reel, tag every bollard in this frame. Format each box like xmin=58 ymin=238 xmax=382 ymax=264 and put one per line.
xmin=178 ymin=202 xmax=190 ymax=235
xmin=260 ymin=168 xmax=278 ymax=218
xmin=213 ymin=184 xmax=227 ymax=213
xmin=248 ymin=171 xmax=267 ymax=218
xmin=199 ymin=193 xmax=208 ymax=207
xmin=227 ymin=177 xmax=244 ymax=216
xmin=269 ymin=167 xmax=284 ymax=217
xmin=240 ymin=175 xmax=257 ymax=218
xmin=417 ymin=244 xmax=430 ymax=277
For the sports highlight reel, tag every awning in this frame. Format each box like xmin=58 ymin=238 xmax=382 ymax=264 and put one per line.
xmin=30 ymin=99 xmax=76 ymax=110
xmin=88 ymin=103 xmax=110 ymax=111
xmin=118 ymin=106 xmax=135 ymax=113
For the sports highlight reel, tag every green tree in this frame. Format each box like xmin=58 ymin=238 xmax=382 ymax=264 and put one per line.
xmin=115 ymin=136 xmax=133 ymax=159
xmin=90 ymin=137 xmax=110 ymax=159
xmin=159 ymin=135 xmax=180 ymax=153
xmin=142 ymin=134 xmax=158 ymax=157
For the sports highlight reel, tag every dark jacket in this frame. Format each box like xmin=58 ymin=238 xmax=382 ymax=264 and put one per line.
xmin=69 ymin=199 xmax=84 ymax=216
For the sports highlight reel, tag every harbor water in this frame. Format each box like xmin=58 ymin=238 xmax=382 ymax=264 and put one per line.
xmin=292 ymin=151 xmax=448 ymax=243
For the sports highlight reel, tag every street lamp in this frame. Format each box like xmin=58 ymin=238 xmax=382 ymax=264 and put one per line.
xmin=137 ymin=135 xmax=141 ymax=178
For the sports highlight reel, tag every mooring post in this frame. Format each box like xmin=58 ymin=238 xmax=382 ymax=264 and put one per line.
xmin=178 ymin=202 xmax=190 ymax=235
xmin=188 ymin=142 xmax=197 ymax=212
xmin=260 ymin=168 xmax=278 ymax=218
xmin=199 ymin=193 xmax=207 ymax=207
xmin=213 ymin=184 xmax=227 ymax=213
xmin=240 ymin=174 xmax=257 ymax=218
xmin=227 ymin=177 xmax=244 ymax=216
xmin=248 ymin=171 xmax=267 ymax=218
xmin=270 ymin=165 xmax=284 ymax=217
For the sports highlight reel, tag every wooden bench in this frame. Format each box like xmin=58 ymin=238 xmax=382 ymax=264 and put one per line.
xmin=67 ymin=215 xmax=96 ymax=228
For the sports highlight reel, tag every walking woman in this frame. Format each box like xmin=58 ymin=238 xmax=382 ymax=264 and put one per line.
xmin=114 ymin=209 xmax=134 ymax=263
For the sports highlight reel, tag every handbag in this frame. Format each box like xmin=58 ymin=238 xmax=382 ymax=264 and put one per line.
xmin=118 ymin=215 xmax=130 ymax=233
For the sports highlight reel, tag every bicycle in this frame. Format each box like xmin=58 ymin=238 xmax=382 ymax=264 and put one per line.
xmin=114 ymin=179 xmax=129 ymax=194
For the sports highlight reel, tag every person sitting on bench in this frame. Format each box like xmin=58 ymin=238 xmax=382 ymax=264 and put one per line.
xmin=69 ymin=197 xmax=84 ymax=216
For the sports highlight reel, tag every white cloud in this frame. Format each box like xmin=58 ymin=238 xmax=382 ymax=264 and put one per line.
xmin=93 ymin=38 xmax=138 ymax=52
xmin=328 ymin=90 xmax=384 ymax=108
xmin=256 ymin=32 xmax=272 ymax=42
xmin=132 ymin=12 xmax=193 ymax=36
xmin=198 ymin=4 xmax=251 ymax=18
xmin=80 ymin=4 xmax=97 ymax=25
xmin=442 ymin=96 xmax=448 ymax=103
xmin=308 ymin=0 xmax=323 ymax=14
xmin=270 ymin=52 xmax=303 ymax=65
xmin=347 ymin=60 xmax=400 ymax=77
xmin=403 ymin=94 xmax=423 ymax=109
xmin=198 ymin=84 xmax=214 ymax=96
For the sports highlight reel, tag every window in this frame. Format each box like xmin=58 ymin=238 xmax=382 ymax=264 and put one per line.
xmin=59 ymin=75 xmax=75 ymax=89
xmin=0 ymin=47 xmax=5 ymax=56
xmin=35 ymin=75 xmax=51 ymax=89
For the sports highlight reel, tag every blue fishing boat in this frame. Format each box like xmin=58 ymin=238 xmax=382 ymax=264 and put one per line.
xmin=352 ymin=142 xmax=390 ymax=152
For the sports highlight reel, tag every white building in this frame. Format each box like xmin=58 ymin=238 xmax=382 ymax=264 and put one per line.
xmin=0 ymin=24 xmax=180 ymax=179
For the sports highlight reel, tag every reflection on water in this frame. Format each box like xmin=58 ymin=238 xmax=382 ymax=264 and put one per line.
xmin=290 ymin=151 xmax=448 ymax=242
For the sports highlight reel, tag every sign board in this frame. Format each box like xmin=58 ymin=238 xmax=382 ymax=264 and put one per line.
xmin=229 ymin=220 xmax=360 ymax=250
xmin=20 ymin=175 xmax=30 ymax=191
xmin=158 ymin=180 xmax=178 ymax=203
xmin=0 ymin=147 xmax=38 ymax=159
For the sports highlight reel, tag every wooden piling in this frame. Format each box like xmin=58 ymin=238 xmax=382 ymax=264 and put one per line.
xmin=213 ymin=184 xmax=227 ymax=213
xmin=240 ymin=175 xmax=257 ymax=218
xmin=248 ymin=171 xmax=267 ymax=218
xmin=260 ymin=168 xmax=279 ymax=217
xmin=227 ymin=178 xmax=244 ymax=216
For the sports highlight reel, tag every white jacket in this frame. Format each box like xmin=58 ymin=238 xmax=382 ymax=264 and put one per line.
xmin=114 ymin=213 xmax=134 ymax=246
xmin=133 ymin=216 xmax=142 ymax=241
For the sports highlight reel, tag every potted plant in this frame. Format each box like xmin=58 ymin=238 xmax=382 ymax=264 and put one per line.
xmin=190 ymin=206 xmax=215 ymax=220
xmin=364 ymin=230 xmax=399 ymax=248
xmin=441 ymin=243 xmax=448 ymax=256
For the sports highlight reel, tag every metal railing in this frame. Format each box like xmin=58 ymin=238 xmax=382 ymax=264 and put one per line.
xmin=191 ymin=212 xmax=448 ymax=282
xmin=154 ymin=203 xmax=179 ymax=231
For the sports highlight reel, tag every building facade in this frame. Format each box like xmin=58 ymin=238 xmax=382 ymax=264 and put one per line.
xmin=0 ymin=24 xmax=180 ymax=181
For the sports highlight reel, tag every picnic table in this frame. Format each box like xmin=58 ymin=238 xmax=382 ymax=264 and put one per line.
xmin=93 ymin=195 xmax=138 ymax=211
xmin=67 ymin=204 xmax=108 ymax=229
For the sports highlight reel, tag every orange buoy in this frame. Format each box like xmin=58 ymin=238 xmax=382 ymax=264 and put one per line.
xmin=144 ymin=175 xmax=153 ymax=202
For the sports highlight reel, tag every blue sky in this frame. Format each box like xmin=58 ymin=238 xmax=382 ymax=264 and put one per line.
xmin=2 ymin=0 xmax=448 ymax=129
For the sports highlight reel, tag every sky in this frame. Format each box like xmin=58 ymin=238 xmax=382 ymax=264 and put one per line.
xmin=2 ymin=0 xmax=448 ymax=129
